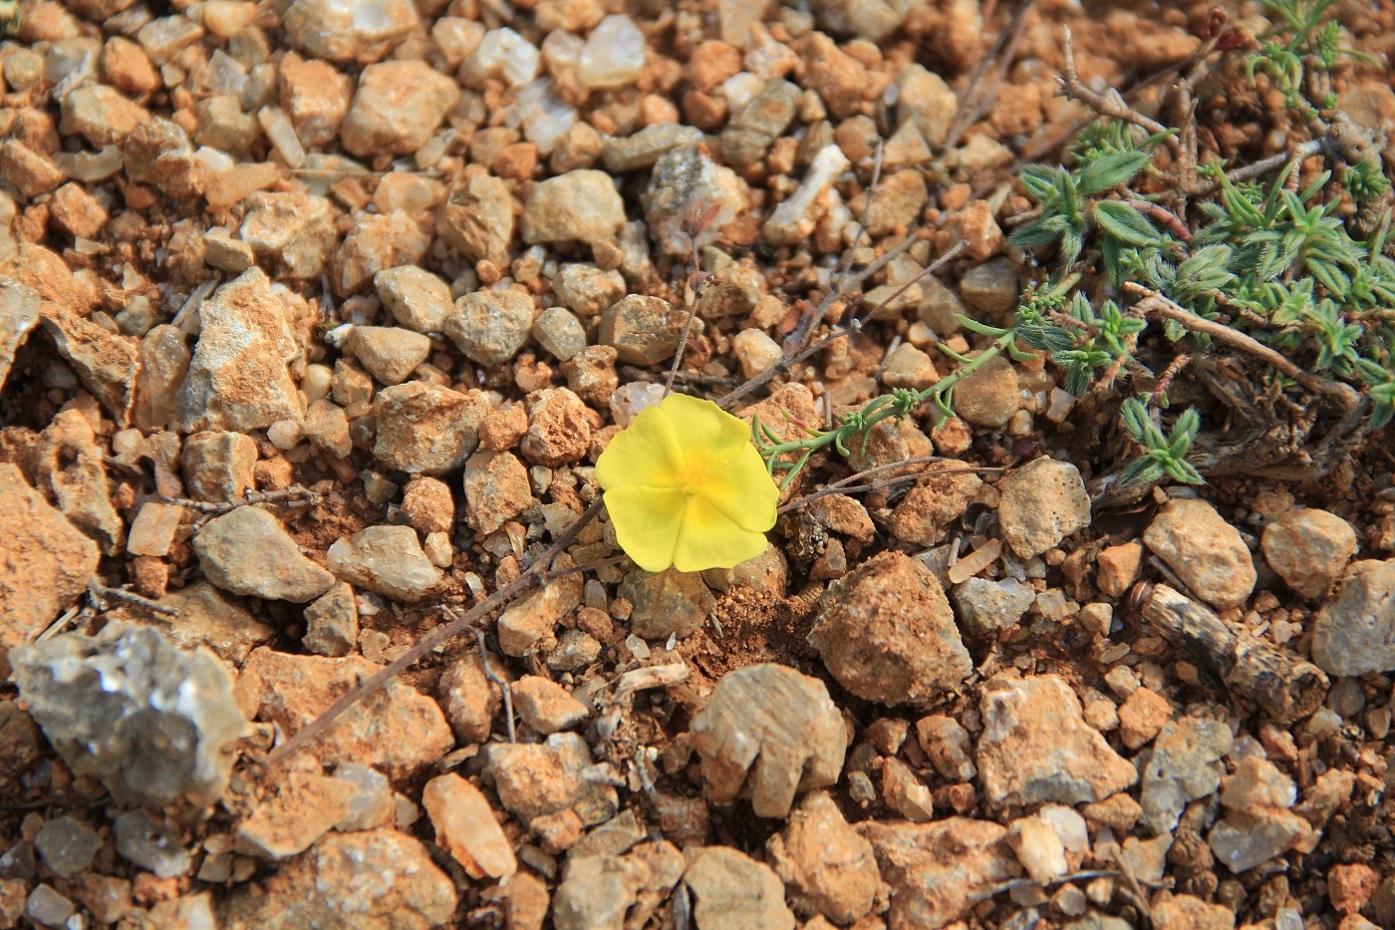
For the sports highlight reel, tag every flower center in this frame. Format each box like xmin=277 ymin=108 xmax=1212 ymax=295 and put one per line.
xmin=676 ymin=463 xmax=706 ymax=496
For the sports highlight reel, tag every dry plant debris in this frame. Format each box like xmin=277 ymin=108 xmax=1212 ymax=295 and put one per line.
xmin=1 ymin=1 xmax=1395 ymax=929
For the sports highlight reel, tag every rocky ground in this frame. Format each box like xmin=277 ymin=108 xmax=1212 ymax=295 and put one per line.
xmin=2 ymin=0 xmax=1395 ymax=928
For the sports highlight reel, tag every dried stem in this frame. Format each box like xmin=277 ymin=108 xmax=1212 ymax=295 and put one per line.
xmin=942 ymin=0 xmax=1037 ymax=154
xmin=779 ymin=457 xmax=1003 ymax=514
xmin=475 ymin=624 xmax=515 ymax=744
xmin=1060 ymin=27 xmax=1177 ymax=151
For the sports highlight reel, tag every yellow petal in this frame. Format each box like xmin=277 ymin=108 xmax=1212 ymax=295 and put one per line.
xmin=693 ymin=457 xmax=778 ymax=535
xmin=595 ymin=402 xmax=685 ymax=492
xmin=658 ymin=393 xmax=753 ymax=470
xmin=671 ymin=499 xmax=771 ymax=572
xmin=603 ymin=486 xmax=686 ymax=572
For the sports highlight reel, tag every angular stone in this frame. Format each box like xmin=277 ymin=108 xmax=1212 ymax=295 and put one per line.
xmin=600 ymin=295 xmax=684 ymax=366
xmin=953 ymin=577 xmax=1036 ymax=636
xmin=439 ymin=653 xmax=502 ymax=744
xmin=240 ymin=191 xmax=337 ymax=279
xmin=552 ymin=854 xmax=642 ymax=930
xmin=551 ymin=263 xmax=625 ymax=317
xmin=688 ymin=664 xmax=846 ymax=818
xmin=953 ymin=354 xmax=1019 ymax=428
xmin=767 ymin=791 xmax=878 ymax=924
xmin=462 ymin=449 xmax=533 ymax=535
xmin=0 ymin=465 xmax=99 ymax=662
xmin=236 ymin=771 xmax=358 ymax=860
xmin=327 ymin=525 xmax=442 ymax=601
xmin=346 ymin=325 xmax=431 ymax=385
xmin=41 ymin=311 xmax=139 ymax=425
xmin=422 ymin=773 xmax=517 ymax=879
xmin=241 ymin=649 xmax=453 ymax=778
xmin=278 ymin=52 xmax=353 ymax=147
xmin=997 ymin=457 xmax=1091 ymax=559
xmin=183 ymin=431 xmax=258 ymax=502
xmin=372 ymin=382 xmax=490 ymax=474
xmin=178 ymin=268 xmax=303 ymax=433
xmin=643 ymin=144 xmax=749 ymax=256
xmin=194 ymin=507 xmax=335 ymax=603
xmin=531 ymin=307 xmax=587 ymax=361
xmin=1207 ymin=808 xmax=1312 ymax=874
xmin=808 ymin=551 xmax=971 ymax=706
xmin=106 ymin=581 xmax=273 ymax=666
xmin=34 ymin=817 xmax=103 ymax=881
xmin=1139 ymin=716 xmax=1233 ymax=834
xmin=114 ymin=810 xmax=191 ymax=879
xmin=1311 ymin=559 xmax=1395 ymax=676
xmin=123 ymin=118 xmax=200 ymax=199
xmin=12 ymin=623 xmax=243 ymax=806
xmin=976 ymin=673 xmax=1137 ymax=807
xmin=436 ymin=173 xmax=514 ymax=267
xmin=511 ymin=677 xmax=588 ymax=734
xmin=444 ymin=288 xmax=535 ymax=366
xmin=302 ymin=582 xmax=359 ymax=657
xmin=496 ymin=566 xmax=581 ymax=658
xmin=375 ymin=265 xmax=453 ymax=334
xmin=523 ymin=169 xmax=625 ymax=245
xmin=333 ymin=211 xmax=432 ymax=297
xmin=0 ymin=282 xmax=39 ymax=394
xmin=35 ymin=409 xmax=123 ymax=555
xmin=618 ymin=569 xmax=715 ymax=641
xmin=1261 ymin=508 xmax=1356 ymax=599
xmin=282 ymin=0 xmax=419 ymax=63
xmin=217 ymin=831 xmax=456 ymax=930
xmin=342 ymin=61 xmax=460 ymax=157
xmin=683 ymin=847 xmax=794 ymax=930
xmin=485 ymin=732 xmax=617 ymax=825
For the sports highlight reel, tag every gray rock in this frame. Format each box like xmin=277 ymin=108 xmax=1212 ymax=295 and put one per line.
xmin=720 ymin=80 xmax=800 ymax=170
xmin=195 ymin=507 xmax=335 ymax=603
xmin=0 ymin=464 xmax=100 ymax=664
xmin=1139 ymin=716 xmax=1233 ymax=835
xmin=372 ymin=382 xmax=490 ymax=474
xmin=136 ymin=15 xmax=205 ymax=64
xmin=977 ymin=674 xmax=1137 ymax=807
xmin=203 ymin=233 xmax=254 ymax=273
xmin=688 ymin=664 xmax=847 ymax=818
xmin=26 ymin=884 xmax=74 ymax=930
xmin=551 ymin=263 xmax=625 ymax=317
xmin=602 ymin=123 xmax=703 ymax=173
xmin=332 ymin=763 xmax=394 ymax=832
xmin=0 ymin=281 xmax=39 ymax=393
xmin=1261 ymin=508 xmax=1356 ymax=599
xmin=619 ymin=569 xmax=715 ymax=640
xmin=303 ymin=581 xmax=359 ymax=657
xmin=327 ymin=525 xmax=442 ymax=601
xmin=953 ymin=577 xmax=1036 ymax=636
xmin=240 ymin=191 xmax=337 ymax=279
xmin=345 ymin=325 xmax=431 ymax=385
xmin=552 ymin=855 xmax=641 ymax=930
xmin=282 ymin=0 xmax=419 ymax=63
xmin=997 ymin=457 xmax=1091 ymax=559
xmin=532 ymin=307 xmax=587 ymax=361
xmin=643 ymin=145 xmax=750 ymax=256
xmin=600 ymin=294 xmax=684 ymax=365
xmin=123 ymin=117 xmax=200 ymax=199
xmin=1143 ymin=498 xmax=1256 ymax=610
xmin=953 ymin=354 xmax=1019 ymax=428
xmin=1207 ymin=808 xmax=1312 ymax=873
xmin=523 ymin=169 xmax=625 ymax=244
xmin=375 ymin=266 xmax=453 ymax=333
xmin=11 ymin=623 xmax=244 ymax=806
xmin=34 ymin=817 xmax=102 ymax=880
xmin=959 ymin=257 xmax=1020 ymax=314
xmin=178 ymin=268 xmax=303 ymax=434
xmin=683 ymin=846 xmax=795 ymax=930
xmin=436 ymin=174 xmax=514 ymax=267
xmin=216 ymin=831 xmax=456 ymax=930
xmin=115 ymin=810 xmax=192 ymax=879
xmin=444 ymin=289 xmax=536 ymax=366
xmin=1311 ymin=559 xmax=1395 ymax=676
xmin=1064 ymin=916 xmax=1137 ymax=930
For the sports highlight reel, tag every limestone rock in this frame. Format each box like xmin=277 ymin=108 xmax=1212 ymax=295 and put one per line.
xmin=462 ymin=449 xmax=533 ymax=535
xmin=35 ymin=409 xmax=123 ymax=555
xmin=113 ymin=810 xmax=191 ymax=879
xmin=687 ymin=664 xmax=847 ymax=818
xmin=235 ymin=772 xmax=358 ymax=860
xmin=436 ymin=174 xmax=515 ymax=267
xmin=444 ymin=289 xmax=536 ymax=366
xmin=282 ymin=0 xmax=419 ymax=63
xmin=41 ymin=311 xmax=139 ymax=425
xmin=618 ymin=569 xmax=715 ymax=640
xmin=11 ymin=623 xmax=244 ymax=806
xmin=522 ymin=170 xmax=625 ymax=244
xmin=683 ymin=846 xmax=795 ymax=930
xmin=1139 ymin=716 xmax=1233 ymax=835
xmin=808 ymin=551 xmax=971 ymax=706
xmin=1311 ymin=559 xmax=1395 ymax=676
xmin=0 ymin=282 xmax=39 ymax=393
xmin=997 ymin=457 xmax=1091 ymax=559
xmin=327 ymin=525 xmax=443 ymax=601
xmin=178 ymin=268 xmax=304 ymax=434
xmin=372 ymin=382 xmax=490 ymax=474
xmin=1261 ymin=508 xmax=1356 ymax=599
xmin=484 ymin=732 xmax=617 ymax=826
xmin=194 ymin=507 xmax=335 ymax=603
xmin=333 ymin=212 xmax=432 ymax=297
xmin=976 ymin=673 xmax=1137 ymax=807
xmin=767 ymin=791 xmax=878 ymax=924
xmin=422 ymin=773 xmax=517 ymax=879
xmin=599 ymin=295 xmax=685 ymax=366
xmin=1143 ymin=499 xmax=1256 ymax=610
xmin=643 ymin=145 xmax=749 ymax=256
xmin=240 ymin=191 xmax=337 ymax=279
xmin=375 ymin=265 xmax=454 ymax=334
xmin=346 ymin=325 xmax=432 ymax=385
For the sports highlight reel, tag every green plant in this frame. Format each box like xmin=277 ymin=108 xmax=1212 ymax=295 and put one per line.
xmin=1118 ymin=398 xmax=1204 ymax=486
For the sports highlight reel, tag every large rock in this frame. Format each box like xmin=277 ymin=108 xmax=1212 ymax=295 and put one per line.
xmin=997 ymin=457 xmax=1091 ymax=558
xmin=808 ymin=551 xmax=971 ymax=706
xmin=327 ymin=525 xmax=443 ymax=600
xmin=767 ymin=791 xmax=879 ymax=924
xmin=178 ymin=268 xmax=304 ymax=433
xmin=281 ymin=0 xmax=420 ymax=63
xmin=372 ymin=382 xmax=490 ymax=474
xmin=1139 ymin=716 xmax=1233 ymax=835
xmin=1143 ymin=498 xmax=1256 ymax=610
xmin=218 ymin=831 xmax=456 ymax=930
xmin=0 ymin=281 xmax=39 ymax=393
xmin=1260 ymin=508 xmax=1356 ymax=599
xmin=683 ymin=846 xmax=795 ymax=930
xmin=687 ymin=664 xmax=847 ymax=818
xmin=522 ymin=170 xmax=625 ymax=244
xmin=194 ymin=507 xmax=335 ymax=603
xmin=0 ymin=465 xmax=99 ymax=663
xmin=1311 ymin=559 xmax=1395 ymax=676
xmin=976 ymin=674 xmax=1137 ymax=807
xmin=35 ymin=409 xmax=123 ymax=555
xmin=11 ymin=623 xmax=244 ymax=806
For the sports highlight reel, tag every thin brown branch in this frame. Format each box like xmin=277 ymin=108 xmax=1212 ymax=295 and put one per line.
xmin=779 ymin=456 xmax=1004 ymax=514
xmin=1060 ymin=27 xmax=1176 ymax=150
xmin=942 ymin=0 xmax=1037 ymax=154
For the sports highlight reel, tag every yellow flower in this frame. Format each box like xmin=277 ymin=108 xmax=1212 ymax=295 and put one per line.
xmin=596 ymin=393 xmax=779 ymax=573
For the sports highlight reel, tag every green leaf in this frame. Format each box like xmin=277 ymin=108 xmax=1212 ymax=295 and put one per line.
xmin=1093 ymin=201 xmax=1163 ymax=246
xmin=1119 ymin=456 xmax=1166 ymax=486
xmin=1077 ymin=150 xmax=1151 ymax=195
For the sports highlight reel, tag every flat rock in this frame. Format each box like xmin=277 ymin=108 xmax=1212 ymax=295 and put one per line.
xmin=1139 ymin=716 xmax=1233 ymax=835
xmin=1311 ymin=559 xmax=1395 ymax=676
xmin=35 ymin=409 xmax=123 ymax=555
xmin=997 ymin=457 xmax=1091 ymax=558
xmin=604 ymin=123 xmax=703 ymax=173
xmin=462 ymin=449 xmax=533 ymax=535
xmin=235 ymin=772 xmax=358 ymax=860
xmin=327 ymin=525 xmax=443 ymax=601
xmin=856 ymin=818 xmax=1019 ymax=930
xmin=439 ymin=653 xmax=502 ymax=744
xmin=34 ymin=817 xmax=102 ymax=881
xmin=240 ymin=649 xmax=453 ymax=778
xmin=106 ymin=581 xmax=274 ymax=666
xmin=523 ymin=170 xmax=625 ymax=245
xmin=1261 ymin=508 xmax=1356 ymax=599
xmin=808 ymin=551 xmax=971 ymax=706
xmin=338 ymin=59 xmax=457 ymax=155
xmin=687 ymin=664 xmax=847 ymax=818
xmin=282 ymin=0 xmax=419 ymax=63
xmin=953 ymin=354 xmax=1019 ymax=428
xmin=551 ymin=263 xmax=626 ymax=317
xmin=599 ymin=295 xmax=685 ymax=366
xmin=683 ymin=846 xmax=795 ymax=930
xmin=178 ymin=268 xmax=303 ymax=433
xmin=1143 ymin=499 xmax=1256 ymax=610
xmin=953 ymin=577 xmax=1036 ymax=636
xmin=372 ymin=382 xmax=490 ymax=474
xmin=619 ymin=569 xmax=715 ymax=640
xmin=114 ymin=810 xmax=192 ymax=879
xmin=437 ymin=174 xmax=514 ymax=266
xmin=375 ymin=265 xmax=454 ymax=333
xmin=333 ymin=212 xmax=432 ymax=296
xmin=422 ymin=773 xmax=517 ymax=879
xmin=552 ymin=854 xmax=644 ymax=930
xmin=887 ymin=465 xmax=983 ymax=546
xmin=346 ymin=325 xmax=432 ymax=385
xmin=41 ymin=310 xmax=139 ymax=426
xmin=240 ymin=191 xmax=336 ymax=279
xmin=1208 ymin=807 xmax=1313 ymax=873
xmin=183 ymin=430 xmax=258 ymax=502
xmin=767 ymin=791 xmax=879 ymax=924
xmin=217 ymin=830 xmax=456 ymax=930
xmin=11 ymin=623 xmax=244 ymax=805
xmin=512 ymin=677 xmax=588 ymax=734
xmin=195 ymin=507 xmax=335 ymax=603
xmin=0 ymin=282 xmax=39 ymax=393
xmin=976 ymin=673 xmax=1137 ymax=807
